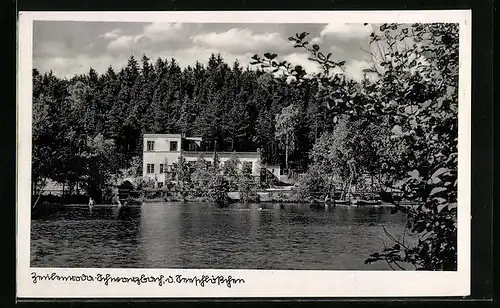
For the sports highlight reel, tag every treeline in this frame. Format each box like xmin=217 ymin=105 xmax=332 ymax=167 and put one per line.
xmin=32 ymin=53 xmax=344 ymax=196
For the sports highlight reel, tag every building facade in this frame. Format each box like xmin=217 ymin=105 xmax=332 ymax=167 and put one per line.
xmin=142 ymin=134 xmax=278 ymax=187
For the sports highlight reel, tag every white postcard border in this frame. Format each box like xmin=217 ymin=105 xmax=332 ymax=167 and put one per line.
xmin=17 ymin=10 xmax=472 ymax=298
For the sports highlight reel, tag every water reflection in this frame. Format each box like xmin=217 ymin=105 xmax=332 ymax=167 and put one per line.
xmin=140 ymin=203 xmax=182 ymax=267
xmin=31 ymin=206 xmax=142 ymax=268
xmin=31 ymin=203 xmax=409 ymax=270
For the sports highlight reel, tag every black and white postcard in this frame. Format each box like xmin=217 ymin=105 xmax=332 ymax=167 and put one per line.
xmin=17 ymin=10 xmax=471 ymax=298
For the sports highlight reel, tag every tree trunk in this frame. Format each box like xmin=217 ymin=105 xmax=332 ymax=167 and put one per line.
xmin=31 ymin=179 xmax=35 ymax=199
xmin=285 ymin=135 xmax=289 ymax=171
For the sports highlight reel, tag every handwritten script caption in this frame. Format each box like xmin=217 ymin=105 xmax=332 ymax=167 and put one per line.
xmin=31 ymin=272 xmax=245 ymax=288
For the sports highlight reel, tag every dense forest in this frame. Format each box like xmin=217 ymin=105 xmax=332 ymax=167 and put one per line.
xmin=32 ymin=53 xmax=332 ymax=189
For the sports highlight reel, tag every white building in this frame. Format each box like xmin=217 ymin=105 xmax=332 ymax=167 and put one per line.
xmin=142 ymin=134 xmax=279 ymax=187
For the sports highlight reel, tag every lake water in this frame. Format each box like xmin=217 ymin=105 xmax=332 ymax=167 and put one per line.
xmin=31 ymin=202 xmax=410 ymax=270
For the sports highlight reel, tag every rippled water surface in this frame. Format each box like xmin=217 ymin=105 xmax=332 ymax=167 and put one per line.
xmin=31 ymin=202 xmax=409 ymax=270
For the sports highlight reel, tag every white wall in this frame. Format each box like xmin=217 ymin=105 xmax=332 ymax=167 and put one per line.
xmin=143 ymin=152 xmax=181 ymax=182
xmin=143 ymin=135 xmax=182 ymax=180
xmin=144 ymin=135 xmax=182 ymax=152
xmin=142 ymin=135 xmax=262 ymax=184
xmin=266 ymin=166 xmax=281 ymax=180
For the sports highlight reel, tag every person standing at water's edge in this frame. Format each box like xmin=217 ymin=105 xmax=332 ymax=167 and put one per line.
xmin=112 ymin=194 xmax=122 ymax=207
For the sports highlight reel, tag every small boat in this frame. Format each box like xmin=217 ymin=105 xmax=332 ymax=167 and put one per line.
xmin=351 ymin=199 xmax=382 ymax=206
xmin=334 ymin=199 xmax=350 ymax=205
xmin=88 ymin=203 xmax=123 ymax=208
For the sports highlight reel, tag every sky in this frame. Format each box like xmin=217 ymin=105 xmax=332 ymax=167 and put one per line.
xmin=33 ymin=21 xmax=379 ymax=82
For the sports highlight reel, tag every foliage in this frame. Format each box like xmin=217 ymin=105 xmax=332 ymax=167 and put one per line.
xmin=212 ymin=151 xmax=221 ymax=173
xmin=363 ymin=23 xmax=459 ymax=270
xmin=253 ymin=23 xmax=458 ymax=270
xmin=238 ymin=161 xmax=259 ymax=203
xmin=291 ymin=164 xmax=330 ymax=202
xmin=80 ymin=134 xmax=121 ymax=203
xmin=295 ymin=115 xmax=391 ymax=200
xmin=32 ymin=94 xmax=56 ymax=196
xmin=190 ymin=154 xmax=212 ymax=197
xmin=174 ymin=155 xmax=191 ymax=200
xmin=120 ymin=156 xmax=143 ymax=178
xmin=208 ymin=174 xmax=230 ymax=205
xmin=222 ymin=154 xmax=241 ymax=191
xmin=308 ymin=118 xmax=352 ymax=181
xmin=275 ymin=104 xmax=300 ymax=171
xmin=136 ymin=176 xmax=156 ymax=191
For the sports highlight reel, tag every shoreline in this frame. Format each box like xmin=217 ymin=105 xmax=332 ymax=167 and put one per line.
xmin=33 ymin=200 xmax=414 ymax=209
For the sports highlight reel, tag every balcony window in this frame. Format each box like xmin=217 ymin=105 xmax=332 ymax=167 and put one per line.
xmin=159 ymin=164 xmax=164 ymax=174
xmin=146 ymin=141 xmax=155 ymax=151
xmin=170 ymin=141 xmax=178 ymax=151
xmin=146 ymin=163 xmax=155 ymax=174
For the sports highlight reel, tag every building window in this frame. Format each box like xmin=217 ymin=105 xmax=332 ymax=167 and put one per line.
xmin=157 ymin=182 xmax=164 ymax=188
xmin=170 ymin=141 xmax=178 ymax=151
xmin=188 ymin=143 xmax=197 ymax=151
xmin=147 ymin=163 xmax=155 ymax=174
xmin=159 ymin=164 xmax=164 ymax=174
xmin=146 ymin=141 xmax=155 ymax=151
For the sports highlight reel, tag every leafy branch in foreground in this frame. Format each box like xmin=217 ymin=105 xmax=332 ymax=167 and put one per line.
xmin=252 ymin=23 xmax=458 ymax=270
